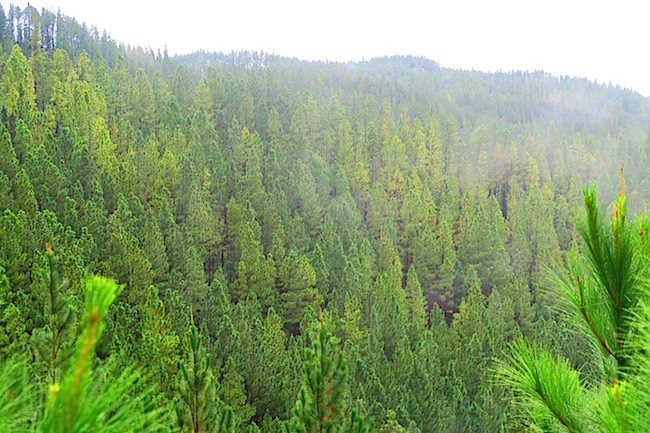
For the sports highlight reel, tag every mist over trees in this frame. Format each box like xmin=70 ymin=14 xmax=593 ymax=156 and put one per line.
xmin=0 ymin=3 xmax=648 ymax=432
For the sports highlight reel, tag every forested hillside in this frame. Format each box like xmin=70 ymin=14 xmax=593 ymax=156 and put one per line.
xmin=0 ymin=4 xmax=649 ymax=433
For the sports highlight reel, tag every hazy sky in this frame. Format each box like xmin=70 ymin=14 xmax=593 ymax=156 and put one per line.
xmin=9 ymin=0 xmax=650 ymax=96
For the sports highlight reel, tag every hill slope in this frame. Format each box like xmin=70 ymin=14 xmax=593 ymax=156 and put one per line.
xmin=0 ymin=4 xmax=648 ymax=433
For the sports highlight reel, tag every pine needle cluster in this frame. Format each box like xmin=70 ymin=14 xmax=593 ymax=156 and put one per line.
xmin=497 ymin=179 xmax=650 ymax=432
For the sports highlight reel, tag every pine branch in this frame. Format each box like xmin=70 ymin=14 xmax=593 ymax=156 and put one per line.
xmin=496 ymin=340 xmax=590 ymax=433
xmin=576 ymin=275 xmax=619 ymax=362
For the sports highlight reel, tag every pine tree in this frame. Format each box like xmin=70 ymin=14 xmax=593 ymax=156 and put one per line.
xmin=104 ymin=196 xmax=154 ymax=305
xmin=404 ymin=265 xmax=426 ymax=347
xmin=457 ymin=189 xmax=510 ymax=291
xmin=176 ymin=324 xmax=220 ymax=433
xmin=285 ymin=314 xmax=373 ymax=433
xmin=13 ymin=167 xmax=39 ymax=216
xmin=435 ymin=220 xmax=457 ymax=305
xmin=0 ymin=210 xmax=32 ymax=298
xmin=0 ymin=124 xmax=18 ymax=182
xmin=246 ymin=307 xmax=295 ymax=421
xmin=379 ymin=410 xmax=408 ymax=433
xmin=279 ymin=252 xmax=323 ymax=332
xmin=0 ymin=4 xmax=9 ymax=52
xmin=138 ymin=285 xmax=180 ymax=395
xmin=142 ymin=213 xmax=169 ymax=285
xmin=217 ymin=357 xmax=255 ymax=430
xmin=340 ymin=294 xmax=364 ymax=345
xmin=31 ymin=244 xmax=76 ymax=386
xmin=1 ymin=44 xmax=36 ymax=124
xmin=234 ymin=219 xmax=276 ymax=310
xmin=371 ymin=234 xmax=409 ymax=361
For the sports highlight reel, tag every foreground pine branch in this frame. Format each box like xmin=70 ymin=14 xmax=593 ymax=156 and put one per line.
xmin=0 ymin=275 xmax=170 ymax=433
xmin=497 ymin=179 xmax=650 ymax=432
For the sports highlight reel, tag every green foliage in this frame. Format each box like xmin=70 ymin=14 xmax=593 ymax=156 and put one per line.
xmin=0 ymin=265 xmax=28 ymax=358
xmin=574 ymin=185 xmax=640 ymax=372
xmin=0 ymin=357 xmax=33 ymax=431
xmin=404 ymin=266 xmax=426 ymax=347
xmin=138 ymin=285 xmax=180 ymax=395
xmin=285 ymin=315 xmax=373 ymax=433
xmin=497 ymin=339 xmax=592 ymax=432
xmin=279 ymin=252 xmax=323 ymax=331
xmin=498 ymin=184 xmax=650 ymax=433
xmin=1 ymin=44 xmax=36 ymax=122
xmin=31 ymin=245 xmax=76 ymax=385
xmin=214 ymin=405 xmax=236 ymax=433
xmin=218 ymin=357 xmax=256 ymax=429
xmin=255 ymin=308 xmax=297 ymax=418
xmin=620 ymin=299 xmax=650 ymax=433
xmin=176 ymin=324 xmax=219 ymax=433
xmin=234 ymin=219 xmax=277 ymax=309
xmin=0 ymin=8 xmax=649 ymax=432
xmin=39 ymin=275 xmax=169 ymax=433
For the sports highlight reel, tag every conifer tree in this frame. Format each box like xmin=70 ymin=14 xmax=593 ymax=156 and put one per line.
xmin=0 ymin=124 xmax=17 ymax=182
xmin=285 ymin=314 xmax=373 ymax=433
xmin=404 ymin=265 xmax=426 ymax=347
xmin=0 ymin=9 xmax=648 ymax=432
xmin=217 ymin=357 xmax=255 ymax=430
xmin=32 ymin=243 xmax=76 ymax=385
xmin=0 ymin=4 xmax=9 ymax=52
xmin=234 ymin=218 xmax=276 ymax=309
xmin=0 ymin=210 xmax=32 ymax=297
xmin=432 ymin=219 xmax=457 ymax=307
xmin=245 ymin=307 xmax=295 ymax=421
xmin=1 ymin=44 xmax=36 ymax=124
xmin=142 ymin=213 xmax=170 ymax=285
xmin=457 ymin=189 xmax=510 ymax=290
xmin=13 ymin=167 xmax=39 ymax=216
xmin=138 ymin=285 xmax=180 ymax=395
xmin=340 ymin=294 xmax=364 ymax=345
xmin=372 ymin=234 xmax=409 ymax=361
xmin=279 ymin=252 xmax=323 ymax=332
xmin=176 ymin=324 xmax=219 ymax=433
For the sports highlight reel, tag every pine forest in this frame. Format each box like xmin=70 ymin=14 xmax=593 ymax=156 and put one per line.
xmin=0 ymin=4 xmax=649 ymax=433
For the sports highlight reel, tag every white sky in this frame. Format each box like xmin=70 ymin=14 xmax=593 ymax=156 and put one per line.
xmin=9 ymin=0 xmax=650 ymax=96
